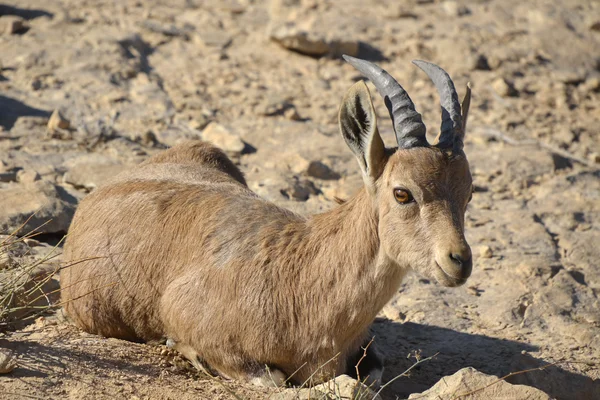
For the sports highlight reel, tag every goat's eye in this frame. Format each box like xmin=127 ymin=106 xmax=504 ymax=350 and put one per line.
xmin=394 ymin=189 xmax=413 ymax=204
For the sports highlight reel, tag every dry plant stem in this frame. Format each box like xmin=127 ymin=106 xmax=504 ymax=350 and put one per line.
xmin=0 ymin=392 xmax=46 ymax=400
xmin=355 ymin=337 xmax=375 ymax=383
xmin=477 ymin=128 xmax=595 ymax=167
xmin=284 ymin=361 xmax=309 ymax=385
xmin=300 ymin=352 xmax=341 ymax=389
xmin=196 ymin=369 xmax=245 ymax=400
xmin=374 ymin=352 xmax=439 ymax=398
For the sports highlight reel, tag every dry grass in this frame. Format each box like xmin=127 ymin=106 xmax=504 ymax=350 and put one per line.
xmin=0 ymin=217 xmax=63 ymax=332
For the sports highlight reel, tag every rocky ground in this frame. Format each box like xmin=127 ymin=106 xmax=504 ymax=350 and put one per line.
xmin=0 ymin=0 xmax=599 ymax=399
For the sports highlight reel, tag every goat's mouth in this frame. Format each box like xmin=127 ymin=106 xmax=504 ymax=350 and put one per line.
xmin=433 ymin=262 xmax=468 ymax=287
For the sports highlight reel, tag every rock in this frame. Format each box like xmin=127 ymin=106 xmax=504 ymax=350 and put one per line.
xmin=202 ymin=122 xmax=246 ymax=156
xmin=280 ymin=374 xmax=381 ymax=400
xmin=473 ymin=54 xmax=491 ymax=71
xmin=478 ymin=245 xmax=493 ymax=259
xmin=0 ymin=349 xmax=17 ymax=374
xmin=284 ymin=153 xmax=310 ymax=174
xmin=16 ymin=169 xmax=41 ymax=183
xmin=0 ymin=180 xmax=78 ymax=234
xmin=47 ymin=109 xmax=71 ymax=135
xmin=1 ymin=16 xmax=28 ymax=35
xmin=282 ymin=178 xmax=318 ymax=201
xmin=268 ymin=1 xmax=361 ymax=57
xmin=442 ymin=1 xmax=470 ymax=17
xmin=284 ymin=106 xmax=301 ymax=121
xmin=589 ymin=20 xmax=600 ymax=32
xmin=270 ymin=23 xmax=329 ymax=56
xmin=580 ymin=76 xmax=600 ymax=94
xmin=492 ymin=77 xmax=518 ymax=97
xmin=0 ymin=169 xmax=18 ymax=183
xmin=0 ymin=252 xmax=14 ymax=270
xmin=306 ymin=161 xmax=340 ymax=180
xmin=63 ymin=159 xmax=125 ymax=191
xmin=270 ymin=23 xmax=359 ymax=57
xmin=408 ymin=367 xmax=551 ymax=399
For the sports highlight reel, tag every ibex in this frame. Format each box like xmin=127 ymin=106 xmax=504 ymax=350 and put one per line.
xmin=62 ymin=56 xmax=473 ymax=387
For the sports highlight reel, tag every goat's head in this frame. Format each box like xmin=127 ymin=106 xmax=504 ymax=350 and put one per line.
xmin=340 ymin=56 xmax=473 ymax=287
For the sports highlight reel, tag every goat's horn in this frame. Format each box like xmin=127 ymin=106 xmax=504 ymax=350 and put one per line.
xmin=343 ymin=55 xmax=428 ymax=149
xmin=412 ymin=60 xmax=463 ymax=149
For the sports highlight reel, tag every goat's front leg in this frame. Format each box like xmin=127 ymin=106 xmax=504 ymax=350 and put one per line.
xmin=344 ymin=335 xmax=385 ymax=389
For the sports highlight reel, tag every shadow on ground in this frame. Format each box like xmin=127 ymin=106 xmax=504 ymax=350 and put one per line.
xmin=0 ymin=96 xmax=51 ymax=130
xmin=0 ymin=4 xmax=53 ymax=20
xmin=373 ymin=320 xmax=599 ymax=400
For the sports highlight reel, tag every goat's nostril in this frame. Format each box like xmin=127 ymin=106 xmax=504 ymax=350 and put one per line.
xmin=449 ymin=252 xmax=473 ymax=279
xmin=450 ymin=253 xmax=464 ymax=266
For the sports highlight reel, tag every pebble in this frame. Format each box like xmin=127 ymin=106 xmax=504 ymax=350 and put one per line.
xmin=16 ymin=169 xmax=41 ymax=183
xmin=0 ymin=349 xmax=17 ymax=374
xmin=492 ymin=77 xmax=518 ymax=97
xmin=0 ymin=169 xmax=17 ymax=183
xmin=442 ymin=1 xmax=470 ymax=17
xmin=47 ymin=109 xmax=71 ymax=133
xmin=306 ymin=161 xmax=340 ymax=180
xmin=1 ymin=16 xmax=28 ymax=35
xmin=0 ymin=252 xmax=14 ymax=270
xmin=201 ymin=122 xmax=246 ymax=155
xmin=478 ymin=245 xmax=493 ymax=259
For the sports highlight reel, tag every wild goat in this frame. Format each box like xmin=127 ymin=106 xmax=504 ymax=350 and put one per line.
xmin=62 ymin=56 xmax=474 ymax=387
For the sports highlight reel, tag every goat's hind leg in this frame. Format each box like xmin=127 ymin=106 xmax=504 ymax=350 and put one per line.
xmin=167 ymin=339 xmax=216 ymax=376
xmin=167 ymin=338 xmax=287 ymax=387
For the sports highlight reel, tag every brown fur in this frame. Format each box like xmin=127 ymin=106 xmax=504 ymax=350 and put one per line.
xmin=62 ymin=82 xmax=473 ymax=386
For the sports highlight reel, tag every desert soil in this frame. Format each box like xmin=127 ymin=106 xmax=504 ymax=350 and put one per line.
xmin=0 ymin=0 xmax=599 ymax=399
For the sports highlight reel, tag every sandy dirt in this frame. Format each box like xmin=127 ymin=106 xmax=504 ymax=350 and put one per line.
xmin=0 ymin=0 xmax=599 ymax=399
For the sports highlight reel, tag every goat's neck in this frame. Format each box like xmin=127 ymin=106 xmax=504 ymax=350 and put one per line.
xmin=300 ymin=187 xmax=406 ymax=338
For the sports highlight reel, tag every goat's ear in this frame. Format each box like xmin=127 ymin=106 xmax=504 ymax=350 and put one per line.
xmin=460 ymin=83 xmax=471 ymax=137
xmin=339 ymin=81 xmax=386 ymax=186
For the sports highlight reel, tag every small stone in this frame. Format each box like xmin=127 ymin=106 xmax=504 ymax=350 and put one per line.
xmin=442 ymin=1 xmax=470 ymax=17
xmin=23 ymin=238 xmax=41 ymax=247
xmin=306 ymin=161 xmax=340 ymax=180
xmin=285 ymin=153 xmax=310 ymax=174
xmin=473 ymin=54 xmax=491 ymax=70
xmin=0 ymin=169 xmax=17 ymax=183
xmin=139 ymin=130 xmax=158 ymax=146
xmin=0 ymin=349 xmax=17 ymax=374
xmin=588 ymin=153 xmax=600 ymax=164
xmin=0 ymin=253 xmax=14 ymax=270
xmin=1 ymin=16 xmax=29 ymax=35
xmin=280 ymin=374 xmax=381 ymax=400
xmin=552 ymin=69 xmax=586 ymax=85
xmin=287 ymin=183 xmax=310 ymax=201
xmin=284 ymin=106 xmax=301 ymax=121
xmin=409 ymin=367 xmax=551 ymax=399
xmin=282 ymin=179 xmax=319 ymax=202
xmin=580 ymin=76 xmax=600 ymax=93
xmin=202 ymin=122 xmax=246 ymax=155
xmin=478 ymin=245 xmax=493 ymax=259
xmin=47 ymin=109 xmax=70 ymax=133
xmin=589 ymin=20 xmax=600 ymax=32
xmin=16 ymin=169 xmax=41 ymax=183
xmin=492 ymin=77 xmax=518 ymax=97
xmin=0 ymin=180 xmax=78 ymax=234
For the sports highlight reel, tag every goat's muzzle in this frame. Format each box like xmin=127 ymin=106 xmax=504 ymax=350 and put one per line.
xmin=435 ymin=245 xmax=472 ymax=287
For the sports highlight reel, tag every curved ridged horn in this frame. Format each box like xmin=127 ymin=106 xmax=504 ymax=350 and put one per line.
xmin=343 ymin=55 xmax=428 ymax=149
xmin=412 ymin=60 xmax=463 ymax=149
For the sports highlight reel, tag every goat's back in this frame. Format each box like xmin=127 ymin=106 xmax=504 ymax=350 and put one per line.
xmin=61 ymin=141 xmax=251 ymax=340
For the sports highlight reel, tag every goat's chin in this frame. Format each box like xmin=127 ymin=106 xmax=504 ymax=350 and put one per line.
xmin=432 ymin=263 xmax=468 ymax=287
